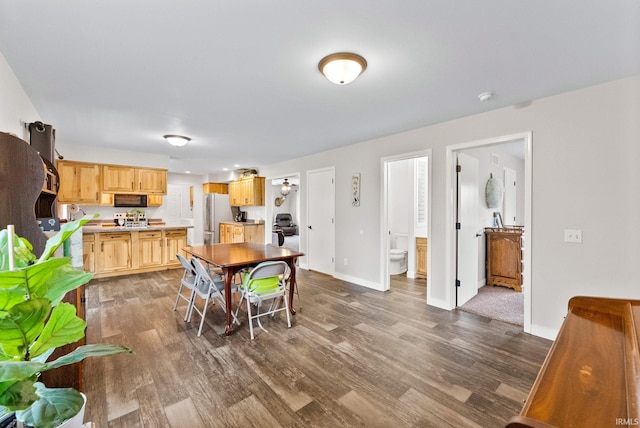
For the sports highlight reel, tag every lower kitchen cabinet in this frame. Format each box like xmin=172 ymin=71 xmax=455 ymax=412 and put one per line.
xmin=85 ymin=227 xmax=188 ymax=277
xmin=219 ymin=222 xmax=264 ymax=244
xmin=416 ymin=237 xmax=427 ymax=278
xmin=96 ymin=232 xmax=132 ymax=274
xmin=82 ymin=233 xmax=95 ymax=272
xmin=164 ymin=229 xmax=188 ymax=266
xmin=137 ymin=230 xmax=164 ymax=268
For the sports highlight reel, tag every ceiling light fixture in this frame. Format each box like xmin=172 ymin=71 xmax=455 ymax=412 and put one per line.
xmin=163 ymin=134 xmax=191 ymax=147
xmin=318 ymin=52 xmax=367 ymax=85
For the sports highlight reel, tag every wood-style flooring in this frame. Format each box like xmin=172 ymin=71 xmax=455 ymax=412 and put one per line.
xmin=82 ymin=268 xmax=551 ymax=427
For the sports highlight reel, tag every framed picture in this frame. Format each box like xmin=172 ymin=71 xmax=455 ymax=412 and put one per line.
xmin=493 ymin=212 xmax=503 ymax=228
xmin=352 ymin=173 xmax=360 ymax=207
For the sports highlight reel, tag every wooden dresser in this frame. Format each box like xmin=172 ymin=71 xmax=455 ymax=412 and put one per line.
xmin=485 ymin=227 xmax=523 ymax=292
xmin=507 ymin=297 xmax=640 ymax=428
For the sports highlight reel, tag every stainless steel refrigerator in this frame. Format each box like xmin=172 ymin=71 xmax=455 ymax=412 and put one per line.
xmin=203 ymin=193 xmax=233 ymax=244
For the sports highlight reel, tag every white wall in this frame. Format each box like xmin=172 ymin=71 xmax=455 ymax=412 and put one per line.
xmin=261 ymin=75 xmax=640 ymax=339
xmin=0 ymin=51 xmax=40 ymax=139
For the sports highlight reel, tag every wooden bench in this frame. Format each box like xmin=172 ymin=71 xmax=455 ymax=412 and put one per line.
xmin=507 ymin=296 xmax=640 ymax=428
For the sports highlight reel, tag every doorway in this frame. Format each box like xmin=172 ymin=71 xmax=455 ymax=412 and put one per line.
xmin=268 ymin=174 xmax=300 ymax=251
xmin=381 ymin=151 xmax=431 ymax=294
xmin=446 ymin=132 xmax=532 ymax=332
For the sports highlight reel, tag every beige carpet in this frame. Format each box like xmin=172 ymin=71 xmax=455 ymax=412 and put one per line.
xmin=459 ymin=285 xmax=524 ymax=326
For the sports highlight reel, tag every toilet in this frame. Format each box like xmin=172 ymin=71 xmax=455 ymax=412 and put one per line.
xmin=389 ymin=234 xmax=408 ymax=275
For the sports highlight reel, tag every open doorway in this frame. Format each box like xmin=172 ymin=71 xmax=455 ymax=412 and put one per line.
xmin=446 ymin=132 xmax=532 ymax=332
xmin=267 ymin=174 xmax=300 ymax=251
xmin=381 ymin=151 xmax=431 ymax=295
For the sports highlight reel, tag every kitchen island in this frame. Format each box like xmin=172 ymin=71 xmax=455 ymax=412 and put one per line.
xmin=82 ymin=224 xmax=191 ymax=278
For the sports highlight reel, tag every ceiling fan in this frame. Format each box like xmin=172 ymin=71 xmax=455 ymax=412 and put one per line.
xmin=274 ymin=178 xmax=293 ymax=207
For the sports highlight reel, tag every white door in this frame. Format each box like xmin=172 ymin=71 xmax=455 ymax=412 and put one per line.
xmin=457 ymin=153 xmax=480 ymax=306
xmin=307 ymin=168 xmax=335 ymax=275
xmin=503 ymin=167 xmax=517 ymax=225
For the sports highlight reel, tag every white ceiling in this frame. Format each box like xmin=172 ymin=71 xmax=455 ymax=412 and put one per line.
xmin=1 ymin=1 xmax=638 ymax=175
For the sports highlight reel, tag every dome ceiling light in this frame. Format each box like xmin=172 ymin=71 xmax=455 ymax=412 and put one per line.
xmin=163 ymin=134 xmax=191 ymax=147
xmin=318 ymin=52 xmax=367 ymax=85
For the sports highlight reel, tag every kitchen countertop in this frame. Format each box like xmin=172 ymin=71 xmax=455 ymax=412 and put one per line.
xmin=219 ymin=221 xmax=265 ymax=226
xmin=83 ymin=224 xmax=193 ymax=233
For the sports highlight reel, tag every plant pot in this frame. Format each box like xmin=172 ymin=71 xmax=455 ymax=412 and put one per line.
xmin=57 ymin=393 xmax=86 ymax=428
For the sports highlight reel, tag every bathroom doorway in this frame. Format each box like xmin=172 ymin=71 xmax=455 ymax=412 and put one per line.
xmin=381 ymin=150 xmax=431 ymax=295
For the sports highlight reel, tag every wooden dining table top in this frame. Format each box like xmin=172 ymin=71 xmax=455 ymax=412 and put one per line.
xmin=183 ymin=242 xmax=304 ymax=268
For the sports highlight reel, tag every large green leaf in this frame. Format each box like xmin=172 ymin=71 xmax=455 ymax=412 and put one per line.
xmin=16 ymin=382 xmax=84 ymax=428
xmin=45 ymin=344 xmax=133 ymax=370
xmin=0 ymin=299 xmax=51 ymax=359
xmin=0 ymin=231 xmax=36 ymax=271
xmin=37 ymin=215 xmax=97 ymax=263
xmin=0 ymin=377 xmax=39 ymax=410
xmin=42 ymin=263 xmax=93 ymax=306
xmin=28 ymin=303 xmax=85 ymax=360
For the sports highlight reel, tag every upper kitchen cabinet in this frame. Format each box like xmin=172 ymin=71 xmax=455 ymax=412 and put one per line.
xmin=56 ymin=160 xmax=101 ymax=204
xmin=102 ymin=165 xmax=167 ymax=194
xmin=229 ymin=176 xmax=265 ymax=206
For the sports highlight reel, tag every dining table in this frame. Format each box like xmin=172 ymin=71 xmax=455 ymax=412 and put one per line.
xmin=182 ymin=242 xmax=304 ymax=335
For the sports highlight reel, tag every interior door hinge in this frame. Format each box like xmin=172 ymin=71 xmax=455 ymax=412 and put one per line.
xmin=456 ymin=222 xmax=461 ymax=230
xmin=456 ymin=165 xmax=461 ymax=172
xmin=456 ymin=279 xmax=461 ymax=287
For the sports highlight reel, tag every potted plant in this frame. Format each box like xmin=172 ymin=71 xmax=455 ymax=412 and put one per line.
xmin=0 ymin=216 xmax=133 ymax=428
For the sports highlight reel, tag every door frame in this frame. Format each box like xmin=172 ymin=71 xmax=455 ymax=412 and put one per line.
xmin=445 ymin=131 xmax=532 ymax=333
xmin=380 ymin=149 xmax=432 ymax=295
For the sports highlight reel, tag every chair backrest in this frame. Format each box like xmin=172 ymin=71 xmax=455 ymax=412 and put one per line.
xmin=191 ymin=257 xmax=211 ymax=279
xmin=275 ymin=213 xmax=293 ymax=226
xmin=243 ymin=261 xmax=287 ymax=294
xmin=177 ymin=254 xmax=195 ymax=273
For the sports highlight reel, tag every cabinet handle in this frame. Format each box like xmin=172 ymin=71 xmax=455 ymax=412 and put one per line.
xmin=101 ymin=243 xmax=104 ymax=251
xmin=131 ymin=181 xmax=134 ymax=190
xmin=139 ymin=182 xmax=141 ymax=191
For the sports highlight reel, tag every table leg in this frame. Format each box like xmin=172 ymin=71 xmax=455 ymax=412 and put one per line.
xmin=287 ymin=258 xmax=297 ymax=315
xmin=223 ymin=268 xmax=234 ymax=335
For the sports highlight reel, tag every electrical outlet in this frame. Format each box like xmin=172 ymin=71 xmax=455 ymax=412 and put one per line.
xmin=343 ymin=258 xmax=348 ymax=266
xmin=564 ymin=229 xmax=582 ymax=243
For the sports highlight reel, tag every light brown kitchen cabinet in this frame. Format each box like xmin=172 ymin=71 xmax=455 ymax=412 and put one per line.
xmin=219 ymin=222 xmax=264 ymax=244
xmin=99 ymin=193 xmax=162 ymax=206
xmin=164 ymin=229 xmax=188 ymax=266
xmin=85 ymin=227 xmax=188 ymax=277
xmin=56 ymin=160 xmax=101 ymax=204
xmin=101 ymin=165 xmax=167 ymax=194
xmin=416 ymin=237 xmax=427 ymax=278
xmin=82 ymin=233 xmax=95 ymax=272
xmin=148 ymin=194 xmax=163 ymax=206
xmin=137 ymin=230 xmax=164 ymax=268
xmin=202 ymin=182 xmax=228 ymax=194
xmin=485 ymin=227 xmax=523 ymax=292
xmin=96 ymin=232 xmax=132 ymax=274
xmin=229 ymin=176 xmax=265 ymax=206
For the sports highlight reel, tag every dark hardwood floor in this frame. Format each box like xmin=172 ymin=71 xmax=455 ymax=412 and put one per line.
xmin=82 ymin=268 xmax=551 ymax=427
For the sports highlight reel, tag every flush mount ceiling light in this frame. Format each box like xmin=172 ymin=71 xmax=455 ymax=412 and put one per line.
xmin=318 ymin=52 xmax=367 ymax=85
xmin=163 ymin=134 xmax=191 ymax=147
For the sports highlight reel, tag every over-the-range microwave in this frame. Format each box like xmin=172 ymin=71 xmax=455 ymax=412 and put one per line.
xmin=113 ymin=194 xmax=148 ymax=207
